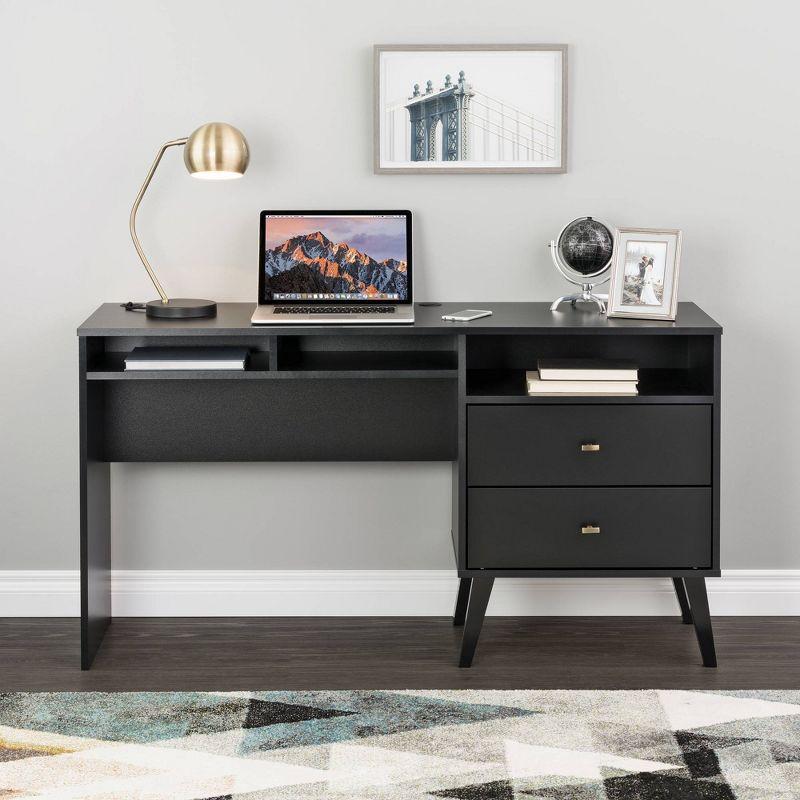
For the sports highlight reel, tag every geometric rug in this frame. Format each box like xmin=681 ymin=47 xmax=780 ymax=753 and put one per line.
xmin=2 ymin=691 xmax=800 ymax=798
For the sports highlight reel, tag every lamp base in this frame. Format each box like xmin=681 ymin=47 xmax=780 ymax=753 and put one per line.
xmin=145 ymin=299 xmax=217 ymax=319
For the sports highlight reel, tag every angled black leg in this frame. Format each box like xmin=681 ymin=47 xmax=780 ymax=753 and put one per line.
xmin=684 ymin=577 xmax=717 ymax=668
xmin=672 ymin=577 xmax=693 ymax=624
xmin=458 ymin=577 xmax=494 ymax=668
xmin=453 ymin=578 xmax=472 ymax=626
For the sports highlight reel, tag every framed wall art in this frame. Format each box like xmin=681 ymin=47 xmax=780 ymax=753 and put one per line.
xmin=374 ymin=44 xmax=567 ymax=174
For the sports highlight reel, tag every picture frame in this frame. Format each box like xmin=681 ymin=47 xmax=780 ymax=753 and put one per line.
xmin=607 ymin=227 xmax=682 ymax=321
xmin=374 ymin=44 xmax=567 ymax=174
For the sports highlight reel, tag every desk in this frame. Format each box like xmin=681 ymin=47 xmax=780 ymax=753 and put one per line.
xmin=77 ymin=302 xmax=722 ymax=669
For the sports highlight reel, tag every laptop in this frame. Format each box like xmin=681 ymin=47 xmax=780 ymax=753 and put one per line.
xmin=251 ymin=210 xmax=415 ymax=324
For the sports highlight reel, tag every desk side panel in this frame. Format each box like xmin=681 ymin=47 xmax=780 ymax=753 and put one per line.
xmin=713 ymin=334 xmax=721 ymax=571
xmin=79 ymin=338 xmax=111 ymax=669
xmin=454 ymin=335 xmax=467 ymax=569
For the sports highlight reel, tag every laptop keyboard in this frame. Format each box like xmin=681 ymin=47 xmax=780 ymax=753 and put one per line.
xmin=274 ymin=306 xmax=396 ymax=314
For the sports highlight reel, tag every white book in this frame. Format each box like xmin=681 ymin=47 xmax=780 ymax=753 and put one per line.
xmin=126 ymin=361 xmax=247 ymax=370
xmin=537 ymin=359 xmax=638 ymax=382
xmin=125 ymin=347 xmax=248 ymax=371
xmin=526 ymin=373 xmax=638 ymax=395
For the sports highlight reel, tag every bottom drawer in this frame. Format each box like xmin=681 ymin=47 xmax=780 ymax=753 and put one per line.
xmin=468 ymin=487 xmax=711 ymax=569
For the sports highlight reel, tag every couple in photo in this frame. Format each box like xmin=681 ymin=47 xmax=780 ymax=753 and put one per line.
xmin=636 ymin=255 xmax=660 ymax=305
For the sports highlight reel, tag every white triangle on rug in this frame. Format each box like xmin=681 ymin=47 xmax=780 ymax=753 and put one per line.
xmin=504 ymin=739 xmax=678 ymax=780
xmin=327 ymin=743 xmax=497 ymax=790
xmin=657 ymin=691 xmax=800 ymax=731
xmin=4 ymin=742 xmax=332 ymax=799
xmin=0 ymin=723 xmax=111 ymax=754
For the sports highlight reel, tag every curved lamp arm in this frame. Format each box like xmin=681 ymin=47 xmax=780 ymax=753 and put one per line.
xmin=129 ymin=137 xmax=188 ymax=304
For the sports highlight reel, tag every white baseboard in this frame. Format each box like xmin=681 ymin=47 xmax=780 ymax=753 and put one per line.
xmin=1 ymin=570 xmax=799 ymax=617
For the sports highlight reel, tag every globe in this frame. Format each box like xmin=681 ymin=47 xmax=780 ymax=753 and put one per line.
xmin=557 ymin=217 xmax=614 ymax=277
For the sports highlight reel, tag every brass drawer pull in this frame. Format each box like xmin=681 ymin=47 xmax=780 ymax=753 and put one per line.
xmin=581 ymin=443 xmax=601 ymax=452
xmin=581 ymin=524 xmax=601 ymax=535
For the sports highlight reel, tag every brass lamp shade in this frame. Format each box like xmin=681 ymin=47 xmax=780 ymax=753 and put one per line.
xmin=184 ymin=122 xmax=249 ymax=179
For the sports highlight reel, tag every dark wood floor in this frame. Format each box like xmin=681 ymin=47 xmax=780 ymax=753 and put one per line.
xmin=1 ymin=617 xmax=798 ymax=691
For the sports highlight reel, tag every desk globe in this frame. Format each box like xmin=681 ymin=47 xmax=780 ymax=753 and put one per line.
xmin=549 ymin=216 xmax=614 ymax=312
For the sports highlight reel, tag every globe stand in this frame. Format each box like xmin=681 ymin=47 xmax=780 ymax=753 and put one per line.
xmin=550 ymin=283 xmax=607 ymax=313
xmin=547 ymin=217 xmax=614 ymax=315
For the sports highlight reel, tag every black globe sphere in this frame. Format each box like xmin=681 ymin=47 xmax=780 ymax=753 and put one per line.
xmin=557 ymin=217 xmax=614 ymax=277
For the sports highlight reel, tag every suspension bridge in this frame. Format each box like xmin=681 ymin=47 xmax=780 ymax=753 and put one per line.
xmin=382 ymin=70 xmax=556 ymax=163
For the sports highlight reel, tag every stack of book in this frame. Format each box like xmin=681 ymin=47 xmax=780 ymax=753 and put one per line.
xmin=124 ymin=346 xmax=250 ymax=371
xmin=526 ymin=359 xmax=638 ymax=396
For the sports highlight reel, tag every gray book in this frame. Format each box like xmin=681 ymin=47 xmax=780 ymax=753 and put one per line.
xmin=125 ymin=347 xmax=249 ymax=370
xmin=527 ymin=374 xmax=638 ymax=395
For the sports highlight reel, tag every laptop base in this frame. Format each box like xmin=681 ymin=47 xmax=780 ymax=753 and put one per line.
xmin=251 ymin=305 xmax=415 ymax=325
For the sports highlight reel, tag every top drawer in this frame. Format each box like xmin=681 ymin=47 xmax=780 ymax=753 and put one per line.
xmin=468 ymin=405 xmax=711 ymax=487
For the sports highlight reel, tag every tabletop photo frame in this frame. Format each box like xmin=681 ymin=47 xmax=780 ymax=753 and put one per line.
xmin=607 ymin=227 xmax=682 ymax=321
xmin=374 ymin=44 xmax=567 ymax=174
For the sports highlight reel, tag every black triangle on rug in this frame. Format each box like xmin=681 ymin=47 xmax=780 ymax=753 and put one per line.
xmin=674 ymin=730 xmax=756 ymax=779
xmin=431 ymin=779 xmax=516 ymax=799
xmin=604 ymin=771 xmax=736 ymax=800
xmin=243 ymin=697 xmax=355 ymax=729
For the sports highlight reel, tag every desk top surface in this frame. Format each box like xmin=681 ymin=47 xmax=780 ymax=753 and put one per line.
xmin=78 ymin=302 xmax=721 ymax=336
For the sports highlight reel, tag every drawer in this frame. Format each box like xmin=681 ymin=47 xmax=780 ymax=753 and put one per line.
xmin=468 ymin=405 xmax=711 ymax=486
xmin=467 ymin=487 xmax=711 ymax=569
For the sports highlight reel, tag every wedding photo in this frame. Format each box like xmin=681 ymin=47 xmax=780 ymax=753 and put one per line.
xmin=621 ymin=240 xmax=667 ymax=306
xmin=607 ymin=227 xmax=682 ymax=321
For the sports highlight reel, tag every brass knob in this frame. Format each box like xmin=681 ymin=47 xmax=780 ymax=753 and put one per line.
xmin=581 ymin=443 xmax=601 ymax=452
xmin=581 ymin=524 xmax=601 ymax=535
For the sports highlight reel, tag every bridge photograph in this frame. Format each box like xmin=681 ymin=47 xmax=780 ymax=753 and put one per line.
xmin=375 ymin=45 xmax=566 ymax=174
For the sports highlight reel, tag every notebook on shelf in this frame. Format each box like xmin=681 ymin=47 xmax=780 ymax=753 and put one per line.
xmin=124 ymin=346 xmax=250 ymax=371
xmin=526 ymin=373 xmax=638 ymax=395
xmin=537 ymin=359 xmax=638 ymax=382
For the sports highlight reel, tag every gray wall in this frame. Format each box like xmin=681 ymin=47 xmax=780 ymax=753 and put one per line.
xmin=1 ymin=0 xmax=798 ymax=570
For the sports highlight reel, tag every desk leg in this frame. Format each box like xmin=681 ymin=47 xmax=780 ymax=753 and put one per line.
xmin=684 ymin=577 xmax=717 ymax=668
xmin=672 ymin=577 xmax=693 ymax=624
xmin=458 ymin=577 xmax=493 ymax=668
xmin=453 ymin=578 xmax=471 ymax=627
xmin=79 ymin=342 xmax=111 ymax=670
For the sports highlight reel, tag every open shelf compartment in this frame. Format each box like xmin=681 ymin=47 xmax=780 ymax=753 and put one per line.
xmin=273 ymin=334 xmax=457 ymax=377
xmin=85 ymin=335 xmax=272 ymax=380
xmin=84 ymin=333 xmax=459 ymax=380
xmin=466 ymin=333 xmax=715 ymax=403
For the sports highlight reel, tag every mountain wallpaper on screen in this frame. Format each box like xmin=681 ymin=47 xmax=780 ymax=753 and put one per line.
xmin=264 ymin=231 xmax=408 ymax=298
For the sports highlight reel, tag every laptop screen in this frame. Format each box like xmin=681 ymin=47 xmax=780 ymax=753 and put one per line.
xmin=260 ymin=212 xmax=411 ymax=304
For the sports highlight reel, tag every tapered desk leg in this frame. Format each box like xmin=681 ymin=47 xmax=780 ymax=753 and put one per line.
xmin=79 ymin=340 xmax=111 ymax=670
xmin=458 ymin=577 xmax=494 ymax=668
xmin=453 ymin=578 xmax=471 ymax=627
xmin=672 ymin=577 xmax=693 ymax=624
xmin=684 ymin=577 xmax=717 ymax=668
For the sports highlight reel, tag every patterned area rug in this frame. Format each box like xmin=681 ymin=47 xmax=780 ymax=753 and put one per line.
xmin=1 ymin=691 xmax=800 ymax=798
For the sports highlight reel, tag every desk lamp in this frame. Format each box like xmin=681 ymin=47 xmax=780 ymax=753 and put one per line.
xmin=129 ymin=122 xmax=250 ymax=319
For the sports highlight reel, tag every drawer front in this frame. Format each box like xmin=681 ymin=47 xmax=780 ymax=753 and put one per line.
xmin=468 ymin=405 xmax=711 ymax=486
xmin=468 ymin=487 xmax=711 ymax=569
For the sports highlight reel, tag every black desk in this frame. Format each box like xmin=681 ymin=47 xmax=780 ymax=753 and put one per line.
xmin=77 ymin=302 xmax=722 ymax=669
